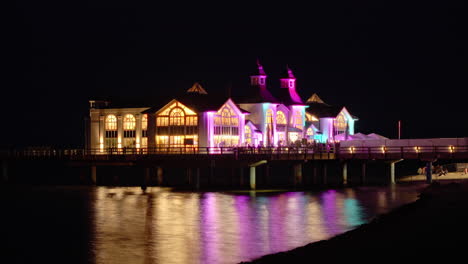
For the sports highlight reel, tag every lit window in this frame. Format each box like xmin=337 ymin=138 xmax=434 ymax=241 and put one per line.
xmin=169 ymin=108 xmax=185 ymax=126
xmin=307 ymin=128 xmax=314 ymax=136
xmin=245 ymin=126 xmax=252 ymax=144
xmin=276 ymin=111 xmax=286 ymax=124
xmin=293 ymin=111 xmax=302 ymax=128
xmin=123 ymin=114 xmax=136 ymax=130
xmin=105 ymin=115 xmax=117 ymax=130
xmin=334 ymin=113 xmax=347 ymax=135
xmin=266 ymin=109 xmax=273 ymax=124
xmin=142 ymin=114 xmax=148 ymax=130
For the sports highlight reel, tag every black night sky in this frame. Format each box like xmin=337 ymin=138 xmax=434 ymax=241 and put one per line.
xmin=6 ymin=1 xmax=467 ymax=148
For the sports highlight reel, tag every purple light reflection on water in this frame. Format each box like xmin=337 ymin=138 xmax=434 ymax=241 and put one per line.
xmin=321 ymin=189 xmax=345 ymax=235
xmin=200 ymin=193 xmax=220 ymax=264
xmin=84 ymin=184 xmax=425 ymax=264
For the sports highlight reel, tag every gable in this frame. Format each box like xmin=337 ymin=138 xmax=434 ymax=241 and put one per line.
xmin=155 ymin=99 xmax=197 ymax=116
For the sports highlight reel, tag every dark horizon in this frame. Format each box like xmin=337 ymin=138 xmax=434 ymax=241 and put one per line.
xmin=5 ymin=1 xmax=467 ymax=148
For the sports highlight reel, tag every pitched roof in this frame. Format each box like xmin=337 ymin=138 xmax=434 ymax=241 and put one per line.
xmin=187 ymin=82 xmax=208 ymax=94
xmin=306 ymin=93 xmax=327 ymax=104
xmin=306 ymin=102 xmax=342 ymax=118
xmin=143 ymin=86 xmax=227 ymax=114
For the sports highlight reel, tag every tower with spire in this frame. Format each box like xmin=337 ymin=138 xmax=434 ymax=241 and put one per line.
xmin=277 ymin=65 xmax=304 ymax=105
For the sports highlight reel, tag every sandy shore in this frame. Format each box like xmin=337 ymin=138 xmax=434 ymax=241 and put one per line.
xmin=241 ymin=180 xmax=468 ymax=263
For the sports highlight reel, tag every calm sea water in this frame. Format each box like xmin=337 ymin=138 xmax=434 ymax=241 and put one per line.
xmin=1 ymin=183 xmax=427 ymax=264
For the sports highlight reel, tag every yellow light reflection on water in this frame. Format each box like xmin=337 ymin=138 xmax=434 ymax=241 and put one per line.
xmin=91 ymin=185 xmax=421 ymax=264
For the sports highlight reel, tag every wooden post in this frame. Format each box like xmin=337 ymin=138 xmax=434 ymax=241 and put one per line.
xmin=361 ymin=162 xmax=367 ymax=185
xmin=90 ymin=165 xmax=97 ymax=185
xmin=239 ymin=167 xmax=244 ymax=187
xmin=142 ymin=167 xmax=150 ymax=191
xmin=196 ymin=168 xmax=200 ymax=190
xmin=322 ymin=162 xmax=328 ymax=185
xmin=313 ymin=163 xmax=318 ymax=185
xmin=210 ymin=160 xmax=215 ymax=186
xmin=156 ymin=166 xmax=163 ymax=186
xmin=186 ymin=167 xmax=192 ymax=185
xmin=342 ymin=162 xmax=348 ymax=186
xmin=294 ymin=163 xmax=303 ymax=186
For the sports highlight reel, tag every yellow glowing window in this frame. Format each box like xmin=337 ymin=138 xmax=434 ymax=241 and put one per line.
xmin=245 ymin=126 xmax=252 ymax=144
xmin=307 ymin=128 xmax=314 ymax=136
xmin=293 ymin=111 xmax=302 ymax=128
xmin=222 ymin=108 xmax=231 ymax=125
xmin=335 ymin=114 xmax=347 ymax=130
xmin=276 ymin=111 xmax=286 ymax=124
xmin=266 ymin=109 xmax=273 ymax=124
xmin=157 ymin=117 xmax=168 ymax=126
xmin=214 ymin=116 xmax=221 ymax=125
xmin=142 ymin=114 xmax=148 ymax=130
xmin=169 ymin=108 xmax=185 ymax=126
xmin=123 ymin=114 xmax=136 ymax=130
xmin=186 ymin=116 xmax=198 ymax=126
xmin=105 ymin=115 xmax=117 ymax=130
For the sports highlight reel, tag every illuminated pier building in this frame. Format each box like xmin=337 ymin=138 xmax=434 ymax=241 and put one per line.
xmin=86 ymin=62 xmax=358 ymax=152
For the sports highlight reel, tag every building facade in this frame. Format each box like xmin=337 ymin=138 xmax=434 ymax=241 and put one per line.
xmin=86 ymin=62 xmax=358 ymax=153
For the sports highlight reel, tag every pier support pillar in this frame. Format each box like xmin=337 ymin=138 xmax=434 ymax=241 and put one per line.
xmin=361 ymin=162 xmax=367 ymax=185
xmin=142 ymin=167 xmax=150 ymax=191
xmin=196 ymin=168 xmax=200 ymax=190
xmin=210 ymin=160 xmax=215 ymax=186
xmin=2 ymin=160 xmax=7 ymax=182
xmin=250 ymin=166 xmax=256 ymax=190
xmin=90 ymin=165 xmax=97 ymax=185
xmin=239 ymin=167 xmax=244 ymax=186
xmin=390 ymin=162 xmax=395 ymax=184
xmin=322 ymin=163 xmax=328 ymax=185
xmin=156 ymin=166 xmax=163 ymax=186
xmin=312 ymin=164 xmax=318 ymax=185
xmin=264 ymin=164 xmax=270 ymax=186
xmin=186 ymin=168 xmax=192 ymax=185
xmin=426 ymin=161 xmax=433 ymax=184
xmin=293 ymin=163 xmax=303 ymax=186
xmin=389 ymin=159 xmax=403 ymax=184
xmin=342 ymin=162 xmax=348 ymax=186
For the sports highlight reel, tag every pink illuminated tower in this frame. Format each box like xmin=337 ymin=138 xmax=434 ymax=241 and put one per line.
xmin=278 ymin=65 xmax=303 ymax=104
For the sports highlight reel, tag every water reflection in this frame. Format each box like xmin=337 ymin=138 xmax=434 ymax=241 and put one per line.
xmin=93 ymin=185 xmax=422 ymax=264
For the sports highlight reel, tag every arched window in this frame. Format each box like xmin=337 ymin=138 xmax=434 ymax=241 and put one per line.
xmin=276 ymin=111 xmax=286 ymax=125
xmin=105 ymin=115 xmax=117 ymax=130
xmin=334 ymin=113 xmax=347 ymax=135
xmin=213 ymin=105 xmax=240 ymax=146
xmin=169 ymin=108 xmax=185 ymax=126
xmin=266 ymin=109 xmax=273 ymax=124
xmin=123 ymin=114 xmax=136 ymax=130
xmin=104 ymin=115 xmax=118 ymax=149
xmin=245 ymin=126 xmax=252 ymax=145
xmin=141 ymin=114 xmax=148 ymax=131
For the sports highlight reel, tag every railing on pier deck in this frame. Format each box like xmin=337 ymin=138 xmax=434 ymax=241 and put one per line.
xmin=0 ymin=146 xmax=336 ymax=161
xmin=1 ymin=143 xmax=467 ymax=161
xmin=337 ymin=145 xmax=468 ymax=160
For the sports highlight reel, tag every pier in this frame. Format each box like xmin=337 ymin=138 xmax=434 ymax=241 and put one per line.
xmin=1 ymin=138 xmax=468 ymax=189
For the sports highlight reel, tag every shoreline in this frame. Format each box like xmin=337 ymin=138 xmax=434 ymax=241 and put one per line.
xmin=241 ymin=179 xmax=468 ymax=263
